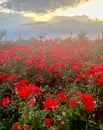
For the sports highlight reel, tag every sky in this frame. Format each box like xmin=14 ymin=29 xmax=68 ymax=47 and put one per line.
xmin=0 ymin=0 xmax=103 ymax=40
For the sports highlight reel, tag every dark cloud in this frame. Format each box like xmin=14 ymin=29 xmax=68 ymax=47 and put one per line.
xmin=21 ymin=21 xmax=48 ymax=26
xmin=0 ymin=0 xmax=89 ymax=13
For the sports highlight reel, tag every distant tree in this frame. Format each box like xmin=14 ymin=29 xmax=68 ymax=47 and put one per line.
xmin=15 ymin=31 xmax=27 ymax=43
xmin=37 ymin=32 xmax=46 ymax=41
xmin=28 ymin=36 xmax=39 ymax=43
xmin=54 ymin=37 xmax=63 ymax=43
xmin=17 ymin=31 xmax=23 ymax=40
xmin=16 ymin=38 xmax=27 ymax=44
xmin=15 ymin=32 xmax=18 ymax=40
xmin=78 ymin=31 xmax=89 ymax=40
xmin=0 ymin=29 xmax=7 ymax=41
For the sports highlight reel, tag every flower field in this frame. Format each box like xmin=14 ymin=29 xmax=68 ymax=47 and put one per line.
xmin=0 ymin=39 xmax=103 ymax=130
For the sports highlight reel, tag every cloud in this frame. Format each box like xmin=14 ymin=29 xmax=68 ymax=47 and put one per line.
xmin=0 ymin=0 xmax=73 ymax=12
xmin=0 ymin=0 xmax=7 ymax=5
xmin=55 ymin=0 xmax=103 ymax=21
xmin=0 ymin=15 xmax=102 ymax=40
xmin=1 ymin=0 xmax=102 ymax=23
xmin=21 ymin=21 xmax=48 ymax=26
xmin=0 ymin=0 xmax=102 ymax=39
xmin=0 ymin=0 xmax=89 ymax=13
xmin=19 ymin=15 xmax=102 ymax=38
xmin=0 ymin=12 xmax=33 ymax=31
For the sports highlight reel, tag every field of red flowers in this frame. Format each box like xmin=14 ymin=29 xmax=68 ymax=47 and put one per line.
xmin=0 ymin=39 xmax=103 ymax=130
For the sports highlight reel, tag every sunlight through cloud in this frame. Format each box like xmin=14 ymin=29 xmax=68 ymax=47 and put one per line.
xmin=22 ymin=11 xmax=55 ymax=22
xmin=21 ymin=0 xmax=103 ymax=22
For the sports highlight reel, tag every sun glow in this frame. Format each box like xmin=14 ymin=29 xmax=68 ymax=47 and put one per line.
xmin=23 ymin=12 xmax=54 ymax=22
xmin=55 ymin=0 xmax=103 ymax=21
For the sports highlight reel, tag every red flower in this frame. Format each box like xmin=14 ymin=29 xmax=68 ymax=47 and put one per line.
xmin=81 ymin=93 xmax=94 ymax=111
xmin=54 ymin=72 xmax=60 ymax=78
xmin=37 ymin=63 xmax=43 ymax=69
xmin=76 ymin=76 xmax=81 ymax=81
xmin=28 ymin=97 xmax=36 ymax=107
xmin=44 ymin=98 xmax=57 ymax=109
xmin=11 ymin=123 xmax=19 ymax=130
xmin=74 ymin=90 xmax=81 ymax=96
xmin=68 ymin=77 xmax=73 ymax=81
xmin=18 ymin=87 xmax=30 ymax=98
xmin=69 ymin=98 xmax=77 ymax=106
xmin=71 ymin=65 xmax=79 ymax=71
xmin=30 ymin=84 xmax=40 ymax=94
xmin=1 ymin=96 xmax=9 ymax=106
xmin=14 ymin=55 xmax=21 ymax=60
xmin=26 ymin=59 xmax=33 ymax=66
xmin=0 ymin=73 xmax=9 ymax=81
xmin=95 ymin=76 xmax=103 ymax=85
xmin=9 ymin=74 xmax=17 ymax=80
xmin=56 ymin=92 xmax=67 ymax=100
xmin=36 ymin=75 xmax=44 ymax=82
xmin=44 ymin=118 xmax=53 ymax=126
xmin=23 ymin=124 xmax=29 ymax=130
xmin=49 ymin=63 xmax=59 ymax=72
xmin=14 ymin=80 xmax=29 ymax=91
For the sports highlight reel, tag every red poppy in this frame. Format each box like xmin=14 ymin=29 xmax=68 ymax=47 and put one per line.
xmin=36 ymin=75 xmax=44 ymax=82
xmin=37 ymin=63 xmax=43 ymax=69
xmin=11 ymin=123 xmax=19 ymax=130
xmin=56 ymin=92 xmax=67 ymax=100
xmin=81 ymin=93 xmax=94 ymax=111
xmin=1 ymin=96 xmax=9 ymax=106
xmin=26 ymin=59 xmax=33 ymax=66
xmin=30 ymin=84 xmax=40 ymax=94
xmin=0 ymin=73 xmax=9 ymax=81
xmin=71 ymin=65 xmax=79 ymax=71
xmin=44 ymin=118 xmax=53 ymax=126
xmin=14 ymin=80 xmax=29 ymax=91
xmin=28 ymin=97 xmax=36 ymax=107
xmin=44 ymin=98 xmax=57 ymax=109
xmin=23 ymin=124 xmax=29 ymax=130
xmin=74 ymin=90 xmax=81 ymax=96
xmin=95 ymin=76 xmax=103 ymax=85
xmin=69 ymin=98 xmax=77 ymax=106
xmin=18 ymin=87 xmax=30 ymax=98
xmin=9 ymin=74 xmax=17 ymax=80
xmin=49 ymin=63 xmax=59 ymax=72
